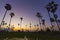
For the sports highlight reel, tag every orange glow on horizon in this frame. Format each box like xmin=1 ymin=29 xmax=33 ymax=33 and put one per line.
xmin=11 ymin=26 xmax=40 ymax=31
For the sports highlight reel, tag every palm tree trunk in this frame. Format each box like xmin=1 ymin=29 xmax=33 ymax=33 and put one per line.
xmin=39 ymin=18 xmax=41 ymax=30
xmin=40 ymin=17 xmax=43 ymax=30
xmin=1 ymin=10 xmax=7 ymax=25
xmin=48 ymin=12 xmax=53 ymax=28
xmin=20 ymin=20 xmax=22 ymax=30
xmin=53 ymin=13 xmax=59 ymax=30
xmin=9 ymin=17 xmax=12 ymax=28
xmin=43 ymin=23 xmax=46 ymax=30
xmin=30 ymin=27 xmax=31 ymax=32
xmin=56 ymin=19 xmax=59 ymax=29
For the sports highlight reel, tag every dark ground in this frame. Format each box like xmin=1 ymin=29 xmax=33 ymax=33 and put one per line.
xmin=0 ymin=31 xmax=60 ymax=40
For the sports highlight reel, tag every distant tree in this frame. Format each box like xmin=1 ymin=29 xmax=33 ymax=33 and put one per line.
xmin=11 ymin=25 xmax=14 ymax=31
xmin=25 ymin=25 xmax=27 ymax=30
xmin=9 ymin=12 xmax=15 ymax=27
xmin=1 ymin=4 xmax=11 ymax=25
xmin=29 ymin=23 xmax=32 ymax=32
xmin=20 ymin=17 xmax=23 ymax=29
xmin=36 ymin=12 xmax=42 ymax=29
xmin=34 ymin=25 xmax=36 ymax=30
xmin=37 ymin=24 xmax=39 ymax=27
xmin=42 ymin=19 xmax=46 ymax=30
xmin=42 ymin=19 xmax=46 ymax=26
xmin=18 ymin=24 xmax=20 ymax=26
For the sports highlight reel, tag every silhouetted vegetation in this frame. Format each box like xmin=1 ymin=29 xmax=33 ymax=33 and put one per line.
xmin=0 ymin=0 xmax=60 ymax=40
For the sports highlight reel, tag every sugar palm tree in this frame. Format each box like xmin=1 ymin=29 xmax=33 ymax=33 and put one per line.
xmin=36 ymin=12 xmax=42 ymax=29
xmin=46 ymin=2 xmax=54 ymax=28
xmin=25 ymin=25 xmax=27 ymax=31
xmin=29 ymin=23 xmax=31 ymax=32
xmin=20 ymin=17 xmax=23 ymax=29
xmin=50 ymin=1 xmax=59 ymax=29
xmin=9 ymin=12 xmax=15 ymax=27
xmin=42 ymin=19 xmax=46 ymax=27
xmin=42 ymin=19 xmax=47 ymax=31
xmin=1 ymin=4 xmax=11 ymax=25
xmin=34 ymin=25 xmax=36 ymax=30
xmin=36 ymin=24 xmax=39 ymax=31
xmin=18 ymin=24 xmax=20 ymax=26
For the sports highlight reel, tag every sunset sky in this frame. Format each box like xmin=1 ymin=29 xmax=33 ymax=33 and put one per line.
xmin=0 ymin=0 xmax=60 ymax=30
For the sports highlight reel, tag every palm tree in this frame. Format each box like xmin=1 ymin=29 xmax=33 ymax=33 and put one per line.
xmin=1 ymin=4 xmax=11 ymax=25
xmin=34 ymin=25 xmax=36 ymax=30
xmin=49 ymin=1 xmax=59 ymax=29
xmin=29 ymin=23 xmax=31 ymax=32
xmin=46 ymin=2 xmax=54 ymax=28
xmin=42 ymin=19 xmax=46 ymax=27
xmin=42 ymin=19 xmax=47 ymax=31
xmin=25 ymin=25 xmax=27 ymax=31
xmin=36 ymin=12 xmax=42 ymax=29
xmin=11 ymin=25 xmax=14 ymax=31
xmin=9 ymin=12 xmax=15 ymax=27
xmin=18 ymin=24 xmax=20 ymax=26
xmin=36 ymin=24 xmax=39 ymax=31
xmin=20 ymin=17 xmax=23 ymax=29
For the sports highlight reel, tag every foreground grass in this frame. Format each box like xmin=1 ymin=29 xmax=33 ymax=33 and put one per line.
xmin=0 ymin=31 xmax=60 ymax=40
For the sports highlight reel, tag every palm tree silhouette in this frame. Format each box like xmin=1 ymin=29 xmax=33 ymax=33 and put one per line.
xmin=42 ymin=19 xmax=46 ymax=27
xmin=18 ymin=24 xmax=20 ymax=26
xmin=25 ymin=25 xmax=27 ymax=30
xmin=1 ymin=4 xmax=11 ymax=25
xmin=29 ymin=23 xmax=31 ymax=32
xmin=34 ymin=25 xmax=36 ymax=30
xmin=46 ymin=2 xmax=54 ymax=28
xmin=42 ymin=19 xmax=47 ymax=31
xmin=36 ymin=24 xmax=39 ymax=31
xmin=9 ymin=12 xmax=15 ymax=28
xmin=20 ymin=17 xmax=23 ymax=29
xmin=36 ymin=12 xmax=42 ymax=30
xmin=49 ymin=1 xmax=59 ymax=30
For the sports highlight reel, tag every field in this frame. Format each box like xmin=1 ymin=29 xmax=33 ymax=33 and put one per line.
xmin=0 ymin=31 xmax=60 ymax=40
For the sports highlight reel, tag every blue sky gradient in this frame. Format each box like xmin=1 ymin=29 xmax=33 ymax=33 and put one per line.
xmin=0 ymin=0 xmax=60 ymax=28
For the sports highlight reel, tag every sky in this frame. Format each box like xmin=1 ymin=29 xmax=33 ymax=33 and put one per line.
xmin=0 ymin=0 xmax=60 ymax=30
